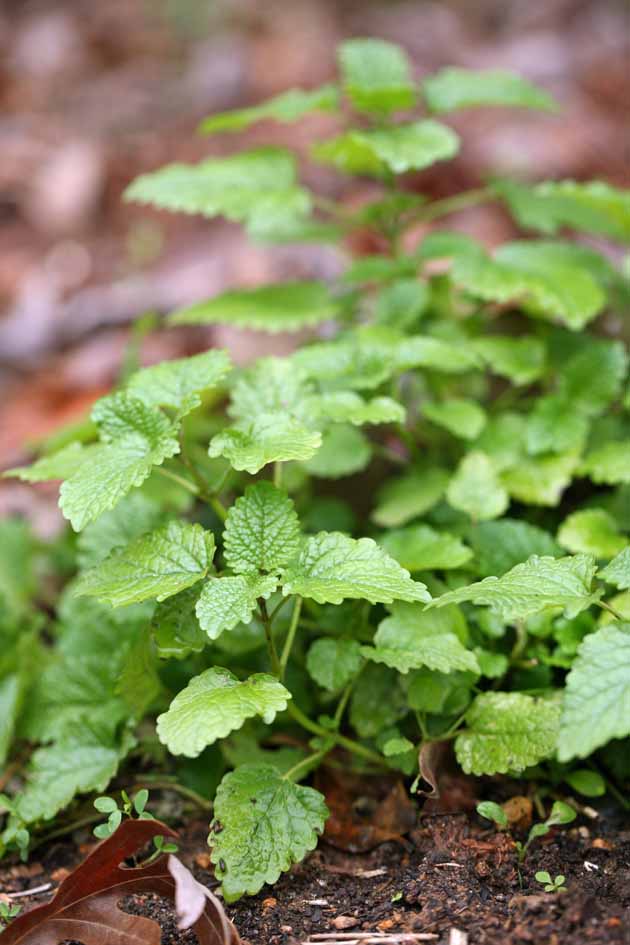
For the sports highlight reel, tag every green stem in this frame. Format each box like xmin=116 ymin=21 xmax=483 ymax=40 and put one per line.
xmin=510 ymin=620 xmax=528 ymax=660
xmin=268 ymin=595 xmax=291 ymax=624
xmin=273 ymin=462 xmax=283 ymax=489
xmin=280 ymin=596 xmax=302 ymax=678
xmin=178 ymin=437 xmax=228 ymax=522
xmin=283 ymin=747 xmax=330 ymax=783
xmin=131 ymin=779 xmax=213 ymax=812
xmin=156 ymin=466 xmax=199 ymax=496
xmin=333 ymin=682 xmax=353 ymax=728
xmin=597 ymin=599 xmax=624 ymax=622
xmin=286 ymin=702 xmax=384 ymax=767
xmin=259 ymin=599 xmax=282 ymax=676
xmin=412 ymin=186 xmax=494 ymax=226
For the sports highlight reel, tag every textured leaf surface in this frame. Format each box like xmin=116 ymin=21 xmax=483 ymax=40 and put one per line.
xmin=428 ymin=554 xmax=598 ymax=621
xmin=422 ymin=398 xmax=486 ymax=440
xmin=557 ymin=509 xmax=627 ymax=558
xmin=210 ymin=764 xmax=328 ymax=901
xmin=5 ymin=441 xmax=95 ymax=483
xmin=455 ymin=692 xmax=561 ymax=775
xmin=467 ymin=519 xmax=561 ymax=577
xmin=200 ymin=84 xmax=339 ymax=133
xmin=125 ymin=148 xmax=310 ymax=235
xmin=380 ymin=523 xmax=472 ymax=571
xmin=196 ymin=574 xmax=277 ymax=641
xmin=281 ymin=532 xmax=430 ymax=605
xmin=598 ymin=547 xmax=630 ymax=589
xmin=224 ymin=482 xmax=301 ymax=575
xmin=170 ymin=282 xmax=338 ymax=333
xmin=472 ymin=335 xmax=546 ymax=385
xmin=338 ymin=38 xmax=416 ymax=114
xmin=423 ymin=67 xmax=556 ymax=113
xmin=152 ymin=586 xmax=206 ymax=659
xmin=74 ymin=522 xmax=215 ymax=606
xmin=208 ymin=413 xmax=321 ymax=474
xmin=127 ymin=350 xmax=232 ymax=410
xmin=229 ymin=357 xmax=313 ymax=422
xmin=306 ymin=638 xmax=364 ymax=691
xmin=362 ymin=602 xmax=479 ymax=674
xmin=558 ymin=624 xmax=630 ymax=760
xmin=315 ymin=122 xmax=459 ymax=176
xmin=157 ymin=669 xmax=290 ymax=757
xmin=447 ymin=451 xmax=509 ymax=521
xmin=372 ymin=468 xmax=448 ymax=527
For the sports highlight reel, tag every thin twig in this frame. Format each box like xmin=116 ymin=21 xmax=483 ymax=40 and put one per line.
xmin=7 ymin=883 xmax=52 ymax=899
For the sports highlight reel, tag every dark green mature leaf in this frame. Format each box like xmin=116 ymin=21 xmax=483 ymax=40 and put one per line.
xmin=209 ymin=764 xmax=328 ymax=901
xmin=313 ymin=122 xmax=459 ymax=176
xmin=170 ymin=282 xmax=339 ymax=333
xmin=467 ymin=519 xmax=561 ymax=577
xmin=152 ymin=586 xmax=206 ymax=659
xmin=74 ymin=521 xmax=215 ymax=607
xmin=157 ymin=668 xmax=291 ymax=757
xmin=306 ymin=638 xmax=364 ymax=691
xmin=455 ymin=692 xmax=561 ymax=775
xmin=558 ymin=624 xmax=630 ymax=760
xmin=558 ymin=338 xmax=627 ymax=417
xmin=380 ymin=524 xmax=472 ymax=571
xmin=338 ymin=38 xmax=416 ymax=114
xmin=303 ymin=425 xmax=372 ymax=479
xmin=224 ymin=482 xmax=301 ymax=575
xmin=350 ymin=664 xmax=407 ymax=738
xmin=125 ymin=147 xmax=311 ymax=236
xmin=372 ymin=468 xmax=449 ymax=527
xmin=526 ymin=396 xmax=589 ymax=455
xmin=281 ymin=532 xmax=430 ymax=605
xmin=423 ymin=68 xmax=556 ymax=113
xmin=472 ymin=335 xmax=546 ymax=385
xmin=200 ymin=84 xmax=339 ymax=133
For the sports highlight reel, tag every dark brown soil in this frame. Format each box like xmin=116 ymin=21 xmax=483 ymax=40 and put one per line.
xmin=2 ymin=804 xmax=629 ymax=945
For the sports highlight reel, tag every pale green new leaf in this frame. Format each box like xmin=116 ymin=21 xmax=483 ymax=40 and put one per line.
xmin=497 ymin=179 xmax=630 ymax=242
xmin=73 ymin=521 xmax=215 ymax=606
xmin=208 ymin=413 xmax=322 ymax=474
xmin=581 ymin=442 xmax=630 ymax=485
xmin=157 ymin=668 xmax=291 ymax=757
xmin=423 ymin=68 xmax=556 ymax=113
xmin=427 ymin=554 xmax=598 ymax=621
xmin=224 ymin=482 xmax=301 ymax=575
xmin=372 ymin=467 xmax=449 ymax=527
xmin=209 ymin=763 xmax=328 ymax=901
xmin=380 ymin=524 xmax=472 ymax=571
xmin=447 ymin=452 xmax=509 ymax=522
xmin=281 ymin=532 xmax=430 ymax=605
xmin=126 ymin=349 xmax=232 ymax=411
xmin=303 ymin=425 xmax=371 ymax=479
xmin=169 ymin=282 xmax=339 ymax=333
xmin=338 ymin=38 xmax=416 ymax=114
xmin=306 ymin=638 xmax=364 ymax=691
xmin=455 ymin=692 xmax=561 ymax=775
xmin=557 ymin=509 xmax=627 ymax=558
xmin=466 ymin=519 xmax=561 ymax=577
xmin=559 ymin=338 xmax=627 ymax=418
xmin=196 ymin=574 xmax=277 ymax=641
xmin=306 ymin=391 xmax=405 ymax=426
xmin=598 ymin=547 xmax=630 ymax=589
xmin=361 ymin=602 xmax=479 ymax=675
xmin=558 ymin=624 xmax=630 ymax=760
xmin=200 ymin=84 xmax=339 ymax=134
xmin=502 ymin=451 xmax=578 ymax=506
xmin=229 ymin=357 xmax=313 ymax=422
xmin=124 ymin=148 xmax=310 ymax=235
xmin=422 ymin=398 xmax=486 ymax=440
xmin=5 ymin=441 xmax=95 ymax=483
xmin=313 ymin=121 xmax=459 ymax=177
xmin=471 ymin=335 xmax=546 ymax=385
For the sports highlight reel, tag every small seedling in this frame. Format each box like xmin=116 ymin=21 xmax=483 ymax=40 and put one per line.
xmin=93 ymin=788 xmax=155 ymax=839
xmin=535 ymin=870 xmax=567 ymax=893
xmin=476 ymin=801 xmax=509 ymax=829
xmin=515 ymin=801 xmax=576 ymax=864
xmin=0 ymin=901 xmax=21 ymax=929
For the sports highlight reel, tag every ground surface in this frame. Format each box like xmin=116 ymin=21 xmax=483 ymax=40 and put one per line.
xmin=2 ymin=801 xmax=628 ymax=945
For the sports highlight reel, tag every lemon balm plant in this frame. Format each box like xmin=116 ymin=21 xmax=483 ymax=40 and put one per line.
xmin=3 ymin=39 xmax=630 ymax=901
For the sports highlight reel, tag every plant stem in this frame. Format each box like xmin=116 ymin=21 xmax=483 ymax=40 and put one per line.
xmin=333 ymin=683 xmax=353 ymax=728
xmin=280 ymin=596 xmax=302 ymax=678
xmin=283 ymin=747 xmax=330 ymax=783
xmin=412 ymin=186 xmax=494 ymax=226
xmin=179 ymin=436 xmax=228 ymax=522
xmin=259 ymin=598 xmax=282 ymax=676
xmin=273 ymin=462 xmax=283 ymax=489
xmin=156 ymin=466 xmax=199 ymax=496
xmin=131 ymin=779 xmax=213 ymax=812
xmin=286 ymin=702 xmax=384 ymax=767
xmin=597 ymin=599 xmax=625 ymax=621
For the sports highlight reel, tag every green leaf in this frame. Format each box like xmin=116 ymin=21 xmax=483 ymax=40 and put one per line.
xmin=208 ymin=413 xmax=322 ymax=474
xmin=598 ymin=547 xmax=630 ymax=589
xmin=157 ymin=668 xmax=291 ymax=757
xmin=497 ymin=179 xmax=630 ymax=242
xmin=338 ymin=38 xmax=416 ymax=115
xmin=558 ymin=624 xmax=630 ymax=760
xmin=0 ymin=520 xmax=37 ymax=619
xmin=15 ymin=723 xmax=133 ymax=824
xmin=124 ymin=147 xmax=311 ymax=236
xmin=77 ymin=492 xmax=164 ymax=570
xmin=151 ymin=586 xmax=206 ymax=659
xmin=281 ymin=532 xmax=430 ymax=605
xmin=557 ymin=509 xmax=627 ymax=558
xmin=372 ymin=467 xmax=449 ymax=527
xmin=200 ymin=84 xmax=339 ymax=133
xmin=209 ymin=763 xmax=328 ymax=901
xmin=472 ymin=335 xmax=546 ymax=386
xmin=474 ymin=648 xmax=509 ymax=679
xmin=350 ymin=664 xmax=407 ymax=737
xmin=0 ymin=676 xmax=21 ymax=768
xmin=196 ymin=574 xmax=277 ymax=641
xmin=422 ymin=398 xmax=486 ymax=440
xmin=477 ymin=800 xmax=509 ymax=827
xmin=229 ymin=357 xmax=313 ymax=422
xmin=362 ymin=602 xmax=479 ymax=675
xmin=427 ymin=554 xmax=599 ymax=622
xmin=467 ymin=519 xmax=562 ymax=577
xmin=452 ymin=241 xmax=606 ymax=330
xmin=380 ymin=524 xmax=472 ymax=571
xmin=314 ymin=122 xmax=459 ymax=177
xmin=455 ymin=692 xmax=561 ymax=775
xmin=564 ymin=769 xmax=606 ymax=797
xmin=59 ymin=398 xmax=180 ymax=531
xmin=73 ymin=521 xmax=215 ymax=606
xmin=303 ymin=425 xmax=371 ymax=479
xmin=558 ymin=338 xmax=627 ymax=418
xmin=306 ymin=392 xmax=405 ymax=427
xmin=169 ymin=282 xmax=339 ymax=333
xmin=526 ymin=396 xmax=589 ymax=456
xmin=306 ymin=638 xmax=364 ymax=692
xmin=224 ymin=482 xmax=301 ymax=575
xmin=423 ymin=68 xmax=556 ymax=113
xmin=5 ymin=441 xmax=95 ymax=484
xmin=502 ymin=451 xmax=578 ymax=506
xmin=126 ymin=350 xmax=231 ymax=410
xmin=447 ymin=452 xmax=509 ymax=522
xmin=581 ymin=442 xmax=630 ymax=485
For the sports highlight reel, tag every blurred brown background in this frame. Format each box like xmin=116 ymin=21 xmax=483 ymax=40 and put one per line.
xmin=0 ymin=0 xmax=628 ymax=530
